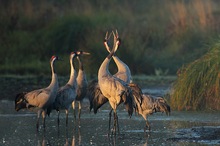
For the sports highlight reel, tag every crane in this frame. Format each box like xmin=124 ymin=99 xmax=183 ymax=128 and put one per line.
xmin=47 ymin=51 xmax=89 ymax=125
xmin=98 ymin=31 xmax=134 ymax=135
xmin=47 ymin=52 xmax=78 ymax=126
xmin=88 ymin=30 xmax=132 ymax=113
xmin=129 ymin=83 xmax=170 ymax=132
xmin=73 ymin=51 xmax=90 ymax=119
xmin=15 ymin=55 xmax=60 ymax=131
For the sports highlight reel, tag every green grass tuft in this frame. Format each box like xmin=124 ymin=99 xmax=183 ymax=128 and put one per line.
xmin=170 ymin=40 xmax=220 ymax=111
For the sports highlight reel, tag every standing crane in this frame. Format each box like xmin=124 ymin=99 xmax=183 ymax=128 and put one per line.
xmin=129 ymin=83 xmax=170 ymax=132
xmin=47 ymin=52 xmax=78 ymax=126
xmin=98 ymin=31 xmax=134 ymax=135
xmin=88 ymin=30 xmax=133 ymax=113
xmin=73 ymin=51 xmax=90 ymax=119
xmin=47 ymin=51 xmax=89 ymax=125
xmin=15 ymin=55 xmax=60 ymax=131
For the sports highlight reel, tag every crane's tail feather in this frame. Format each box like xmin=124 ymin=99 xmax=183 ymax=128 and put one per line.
xmin=87 ymin=79 xmax=108 ymax=114
xmin=155 ymin=101 xmax=171 ymax=116
xmin=15 ymin=92 xmax=28 ymax=111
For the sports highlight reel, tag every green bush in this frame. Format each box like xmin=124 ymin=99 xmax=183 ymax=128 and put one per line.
xmin=0 ymin=0 xmax=220 ymax=76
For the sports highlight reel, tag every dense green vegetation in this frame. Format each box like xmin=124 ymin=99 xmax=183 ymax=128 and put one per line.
xmin=1 ymin=0 xmax=220 ymax=76
xmin=170 ymin=40 xmax=220 ymax=110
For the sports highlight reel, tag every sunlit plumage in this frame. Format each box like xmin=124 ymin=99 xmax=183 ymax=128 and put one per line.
xmin=97 ymin=31 xmax=133 ymax=134
xmin=15 ymin=55 xmax=60 ymax=130
xmin=88 ymin=31 xmax=132 ymax=114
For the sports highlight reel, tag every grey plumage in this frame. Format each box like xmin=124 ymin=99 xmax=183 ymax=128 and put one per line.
xmin=129 ymin=83 xmax=171 ymax=131
xmin=98 ymin=31 xmax=133 ymax=134
xmin=88 ymin=30 xmax=132 ymax=114
xmin=47 ymin=51 xmax=90 ymax=126
xmin=47 ymin=52 xmax=77 ymax=126
xmin=15 ymin=55 xmax=60 ymax=130
xmin=73 ymin=51 xmax=90 ymax=119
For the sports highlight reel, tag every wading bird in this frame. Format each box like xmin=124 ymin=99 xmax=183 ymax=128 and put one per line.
xmin=98 ymin=31 xmax=134 ymax=135
xmin=74 ymin=51 xmax=90 ymax=119
xmin=47 ymin=52 xmax=78 ymax=126
xmin=47 ymin=51 xmax=89 ymax=125
xmin=88 ymin=30 xmax=133 ymax=114
xmin=15 ymin=55 xmax=60 ymax=130
xmin=129 ymin=83 xmax=170 ymax=132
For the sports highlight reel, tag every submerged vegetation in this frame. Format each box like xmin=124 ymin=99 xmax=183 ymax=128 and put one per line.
xmin=1 ymin=0 xmax=220 ymax=75
xmin=170 ymin=41 xmax=220 ymax=111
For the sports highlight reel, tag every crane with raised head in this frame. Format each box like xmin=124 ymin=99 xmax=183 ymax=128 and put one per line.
xmin=98 ymin=31 xmax=134 ymax=135
xmin=88 ymin=30 xmax=133 ymax=113
xmin=73 ymin=51 xmax=90 ymax=119
xmin=15 ymin=55 xmax=60 ymax=131
xmin=47 ymin=52 xmax=78 ymax=126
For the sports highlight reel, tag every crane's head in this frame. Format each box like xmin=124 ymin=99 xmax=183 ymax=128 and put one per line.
xmin=70 ymin=51 xmax=77 ymax=59
xmin=104 ymin=30 xmax=121 ymax=54
xmin=15 ymin=92 xmax=28 ymax=111
xmin=50 ymin=55 xmax=60 ymax=63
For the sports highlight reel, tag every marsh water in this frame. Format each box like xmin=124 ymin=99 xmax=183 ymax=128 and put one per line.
xmin=0 ymin=76 xmax=220 ymax=146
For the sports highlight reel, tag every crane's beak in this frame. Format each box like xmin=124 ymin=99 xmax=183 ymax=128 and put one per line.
xmin=82 ymin=51 xmax=90 ymax=55
xmin=76 ymin=51 xmax=90 ymax=56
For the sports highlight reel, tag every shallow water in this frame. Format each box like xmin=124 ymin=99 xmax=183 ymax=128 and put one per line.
xmin=0 ymin=78 xmax=220 ymax=146
xmin=0 ymin=99 xmax=220 ymax=146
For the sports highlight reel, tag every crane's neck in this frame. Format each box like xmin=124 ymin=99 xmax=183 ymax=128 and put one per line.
xmin=77 ymin=56 xmax=86 ymax=83
xmin=112 ymin=56 xmax=132 ymax=83
xmin=47 ymin=60 xmax=59 ymax=90
xmin=77 ymin=57 xmax=84 ymax=71
xmin=67 ymin=57 xmax=77 ymax=86
xmin=98 ymin=51 xmax=114 ymax=78
xmin=112 ymin=56 xmax=129 ymax=73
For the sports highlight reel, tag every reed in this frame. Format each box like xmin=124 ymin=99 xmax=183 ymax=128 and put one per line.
xmin=171 ymin=40 xmax=220 ymax=110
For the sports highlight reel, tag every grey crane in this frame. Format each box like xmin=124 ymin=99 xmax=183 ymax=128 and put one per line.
xmin=88 ymin=30 xmax=132 ymax=113
xmin=98 ymin=31 xmax=134 ymax=134
xmin=73 ymin=51 xmax=90 ymax=119
xmin=47 ymin=51 xmax=89 ymax=125
xmin=47 ymin=52 xmax=78 ymax=126
xmin=129 ymin=83 xmax=170 ymax=132
xmin=15 ymin=55 xmax=60 ymax=130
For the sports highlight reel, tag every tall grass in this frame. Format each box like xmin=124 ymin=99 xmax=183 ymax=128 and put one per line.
xmin=170 ymin=40 xmax=220 ymax=111
xmin=0 ymin=0 xmax=220 ymax=75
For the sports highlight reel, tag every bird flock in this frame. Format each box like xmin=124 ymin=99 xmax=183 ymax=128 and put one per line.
xmin=15 ymin=30 xmax=170 ymax=135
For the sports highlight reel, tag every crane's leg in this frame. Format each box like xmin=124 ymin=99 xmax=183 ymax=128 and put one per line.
xmin=113 ymin=110 xmax=117 ymax=136
xmin=36 ymin=110 xmax=41 ymax=131
xmin=65 ymin=109 xmax=69 ymax=126
xmin=144 ymin=120 xmax=151 ymax=133
xmin=57 ymin=110 xmax=60 ymax=126
xmin=78 ymin=101 xmax=81 ymax=119
xmin=42 ymin=110 xmax=46 ymax=131
xmin=72 ymin=101 xmax=76 ymax=120
xmin=116 ymin=112 xmax=120 ymax=135
xmin=108 ymin=109 xmax=113 ymax=135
